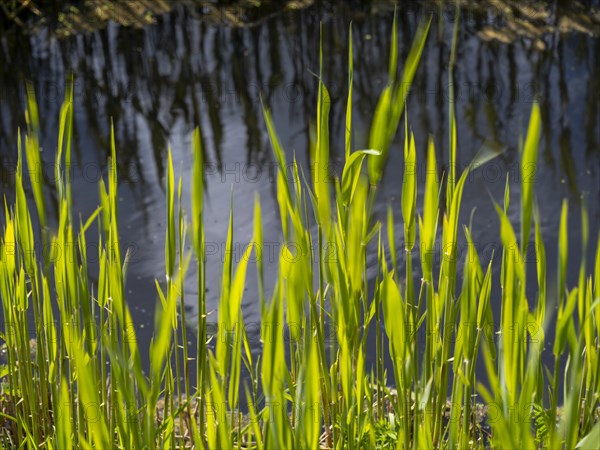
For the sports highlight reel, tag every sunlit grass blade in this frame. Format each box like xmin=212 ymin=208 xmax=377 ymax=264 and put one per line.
xmin=24 ymin=83 xmax=46 ymax=235
xmin=206 ymin=354 xmax=230 ymax=450
xmin=313 ymin=24 xmax=332 ymax=229
xmin=368 ymin=16 xmax=431 ymax=184
xmin=419 ymin=137 xmax=439 ymax=280
xmin=294 ymin=338 xmax=321 ymax=449
xmin=446 ymin=6 xmax=459 ymax=211
xmin=190 ymin=126 xmax=207 ymax=442
xmin=165 ymin=148 xmax=176 ymax=280
xmin=216 ymin=197 xmax=234 ymax=378
xmin=225 ymin=241 xmax=254 ymax=410
xmin=261 ymin=283 xmax=292 ymax=449
xmin=261 ymin=103 xmax=293 ymax=239
xmin=401 ymin=132 xmax=417 ymax=251
xmin=345 ymin=23 xmax=353 ymax=161
xmin=56 ymin=78 xmax=74 ymax=209
xmin=253 ymin=192 xmax=265 ymax=304
xmin=341 ymin=148 xmax=380 ymax=206
xmin=534 ymin=206 xmax=547 ymax=324
xmin=520 ymin=102 xmax=541 ymax=255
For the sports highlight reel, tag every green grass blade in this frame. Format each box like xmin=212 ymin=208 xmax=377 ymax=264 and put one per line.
xmin=402 ymin=132 xmax=417 ymax=250
xmin=345 ymin=23 xmax=354 ymax=161
xmin=368 ymin=17 xmax=431 ymax=184
xmin=521 ymin=102 xmax=541 ymax=255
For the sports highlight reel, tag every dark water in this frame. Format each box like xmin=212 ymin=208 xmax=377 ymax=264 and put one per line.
xmin=1 ymin=2 xmax=599 ymax=377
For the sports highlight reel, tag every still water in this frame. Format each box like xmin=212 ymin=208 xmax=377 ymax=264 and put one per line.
xmin=1 ymin=1 xmax=599 ymax=375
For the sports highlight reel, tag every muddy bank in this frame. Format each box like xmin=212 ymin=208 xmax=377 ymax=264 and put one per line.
xmin=0 ymin=0 xmax=314 ymax=37
xmin=2 ymin=1 xmax=600 ymax=42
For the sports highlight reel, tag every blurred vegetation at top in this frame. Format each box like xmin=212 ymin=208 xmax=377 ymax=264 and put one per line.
xmin=2 ymin=0 xmax=600 ymax=40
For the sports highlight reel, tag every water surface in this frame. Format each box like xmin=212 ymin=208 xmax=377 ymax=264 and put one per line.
xmin=1 ymin=1 xmax=599 ymax=376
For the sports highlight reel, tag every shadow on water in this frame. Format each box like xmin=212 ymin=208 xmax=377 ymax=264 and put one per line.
xmin=1 ymin=0 xmax=599 ymax=390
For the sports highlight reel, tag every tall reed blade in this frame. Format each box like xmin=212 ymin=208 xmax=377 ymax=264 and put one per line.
xmin=368 ymin=16 xmax=431 ymax=184
xmin=314 ymin=24 xmax=332 ymax=230
xmin=345 ymin=23 xmax=353 ymax=161
xmin=521 ymin=102 xmax=541 ymax=256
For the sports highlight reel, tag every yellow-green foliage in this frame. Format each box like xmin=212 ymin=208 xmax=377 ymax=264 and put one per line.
xmin=0 ymin=15 xmax=599 ymax=450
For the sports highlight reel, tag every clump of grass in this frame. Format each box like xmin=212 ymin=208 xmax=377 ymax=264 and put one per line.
xmin=1 ymin=11 xmax=600 ymax=450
